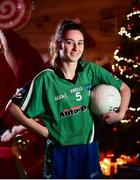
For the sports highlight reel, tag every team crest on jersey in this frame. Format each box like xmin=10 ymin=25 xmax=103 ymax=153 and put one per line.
xmin=85 ymin=84 xmax=93 ymax=94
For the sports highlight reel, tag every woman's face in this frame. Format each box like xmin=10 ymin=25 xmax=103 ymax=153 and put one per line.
xmin=59 ymin=29 xmax=84 ymax=63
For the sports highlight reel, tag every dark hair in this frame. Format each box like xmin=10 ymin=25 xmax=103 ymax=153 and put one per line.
xmin=49 ymin=19 xmax=85 ymax=66
xmin=56 ymin=19 xmax=85 ymax=41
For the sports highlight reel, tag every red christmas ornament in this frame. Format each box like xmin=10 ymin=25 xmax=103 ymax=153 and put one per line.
xmin=135 ymin=56 xmax=140 ymax=62
xmin=117 ymin=46 xmax=121 ymax=50
xmin=132 ymin=5 xmax=140 ymax=11
xmin=127 ymin=23 xmax=134 ymax=30
xmin=0 ymin=0 xmax=32 ymax=30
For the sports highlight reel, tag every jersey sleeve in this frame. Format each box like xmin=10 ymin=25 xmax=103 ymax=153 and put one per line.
xmin=12 ymin=81 xmax=32 ymax=107
xmin=91 ymin=63 xmax=123 ymax=90
xmin=11 ymin=75 xmax=46 ymax=118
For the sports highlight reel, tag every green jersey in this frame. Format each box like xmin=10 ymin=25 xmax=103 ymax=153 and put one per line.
xmin=12 ymin=60 xmax=123 ymax=145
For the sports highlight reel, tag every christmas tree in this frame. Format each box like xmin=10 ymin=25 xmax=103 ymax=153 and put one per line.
xmin=111 ymin=0 xmax=140 ymax=154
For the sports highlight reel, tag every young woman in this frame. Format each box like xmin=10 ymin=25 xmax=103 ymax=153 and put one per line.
xmin=5 ymin=19 xmax=131 ymax=179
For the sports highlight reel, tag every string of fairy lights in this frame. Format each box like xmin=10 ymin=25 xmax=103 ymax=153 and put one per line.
xmin=121 ymin=106 xmax=140 ymax=124
xmin=113 ymin=7 xmax=140 ymax=124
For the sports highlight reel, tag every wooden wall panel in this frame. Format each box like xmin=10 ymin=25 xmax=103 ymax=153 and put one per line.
xmin=18 ymin=0 xmax=132 ymax=65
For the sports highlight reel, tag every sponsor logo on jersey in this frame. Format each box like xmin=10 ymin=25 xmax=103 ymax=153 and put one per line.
xmin=14 ymin=88 xmax=26 ymax=99
xmin=60 ymin=105 xmax=88 ymax=118
xmin=70 ymin=87 xmax=83 ymax=93
xmin=55 ymin=93 xmax=67 ymax=101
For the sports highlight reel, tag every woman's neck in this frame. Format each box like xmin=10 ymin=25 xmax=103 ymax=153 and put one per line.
xmin=60 ymin=61 xmax=77 ymax=80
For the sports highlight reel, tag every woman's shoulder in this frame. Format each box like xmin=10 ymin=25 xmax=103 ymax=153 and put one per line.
xmin=34 ymin=67 xmax=55 ymax=79
xmin=80 ymin=60 xmax=101 ymax=70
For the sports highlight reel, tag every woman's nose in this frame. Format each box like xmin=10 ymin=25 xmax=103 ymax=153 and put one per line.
xmin=72 ymin=43 xmax=78 ymax=50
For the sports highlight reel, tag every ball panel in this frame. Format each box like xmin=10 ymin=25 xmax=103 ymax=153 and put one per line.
xmin=90 ymin=84 xmax=121 ymax=115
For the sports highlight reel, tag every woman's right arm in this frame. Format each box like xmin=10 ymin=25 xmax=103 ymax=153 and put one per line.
xmin=5 ymin=101 xmax=49 ymax=138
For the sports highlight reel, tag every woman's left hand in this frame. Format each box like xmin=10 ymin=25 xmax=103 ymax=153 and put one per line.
xmin=100 ymin=111 xmax=124 ymax=124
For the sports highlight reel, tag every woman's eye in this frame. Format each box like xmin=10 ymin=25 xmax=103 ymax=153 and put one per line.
xmin=78 ymin=42 xmax=84 ymax=46
xmin=66 ymin=40 xmax=73 ymax=45
xmin=64 ymin=40 xmax=84 ymax=46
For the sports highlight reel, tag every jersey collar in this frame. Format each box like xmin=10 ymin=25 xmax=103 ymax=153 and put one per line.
xmin=49 ymin=60 xmax=84 ymax=83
